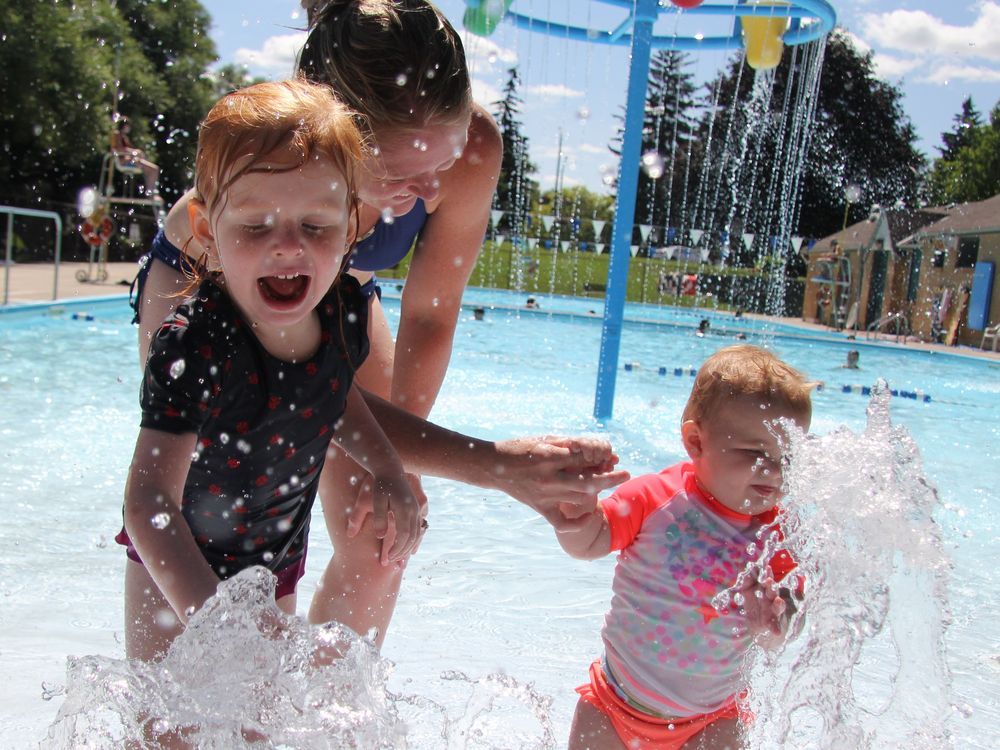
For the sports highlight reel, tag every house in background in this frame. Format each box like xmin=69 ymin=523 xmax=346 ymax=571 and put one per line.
xmin=803 ymin=193 xmax=1000 ymax=347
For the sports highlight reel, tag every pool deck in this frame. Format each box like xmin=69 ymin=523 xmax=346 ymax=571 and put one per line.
xmin=3 ymin=261 xmax=999 ymax=362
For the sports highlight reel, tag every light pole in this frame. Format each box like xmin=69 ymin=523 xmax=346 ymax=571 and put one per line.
xmin=842 ymin=183 xmax=861 ymax=230
xmin=840 ymin=183 xmax=862 ymax=329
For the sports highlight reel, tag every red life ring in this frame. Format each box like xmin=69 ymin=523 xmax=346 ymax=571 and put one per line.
xmin=81 ymin=216 xmax=113 ymax=246
xmin=681 ymin=274 xmax=697 ymax=296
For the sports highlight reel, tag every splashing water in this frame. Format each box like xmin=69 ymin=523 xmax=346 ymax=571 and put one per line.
xmin=722 ymin=381 xmax=953 ymax=749
xmin=44 ymin=568 xmax=405 ymax=749
xmin=42 ymin=568 xmax=559 ymax=749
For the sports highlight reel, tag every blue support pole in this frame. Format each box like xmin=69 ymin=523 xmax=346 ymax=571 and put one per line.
xmin=593 ymin=0 xmax=657 ymax=422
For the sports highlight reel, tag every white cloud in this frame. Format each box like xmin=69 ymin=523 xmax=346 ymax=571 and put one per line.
xmin=871 ymin=53 xmax=922 ymax=80
xmin=471 ymin=77 xmax=502 ymax=109
xmin=233 ymin=32 xmax=306 ymax=77
xmin=463 ymin=35 xmax=519 ymax=72
xmin=579 ymin=143 xmax=607 ymax=155
xmin=920 ymin=63 xmax=1000 ymax=84
xmin=525 ymin=83 xmax=585 ymax=99
xmin=860 ymin=3 xmax=1000 ymax=63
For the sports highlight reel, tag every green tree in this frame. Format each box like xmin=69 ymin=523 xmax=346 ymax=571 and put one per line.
xmin=114 ymin=0 xmax=218 ymax=201
xmin=696 ymin=30 xmax=924 ymax=246
xmin=0 ymin=0 xmax=217 ymax=205
xmin=608 ymin=51 xmax=699 ymax=243
xmin=927 ymin=100 xmax=1000 ymax=204
xmin=938 ymin=96 xmax=982 ymax=160
xmin=492 ymin=67 xmax=538 ymax=237
xmin=537 ymin=185 xmax=614 ymax=244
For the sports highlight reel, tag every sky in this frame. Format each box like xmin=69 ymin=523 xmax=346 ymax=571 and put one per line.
xmin=198 ymin=0 xmax=1000 ymax=195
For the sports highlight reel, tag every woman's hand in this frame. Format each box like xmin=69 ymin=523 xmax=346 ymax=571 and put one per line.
xmin=487 ymin=436 xmax=629 ymax=529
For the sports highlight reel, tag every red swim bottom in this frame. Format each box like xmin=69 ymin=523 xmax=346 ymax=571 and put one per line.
xmin=576 ymin=660 xmax=739 ymax=750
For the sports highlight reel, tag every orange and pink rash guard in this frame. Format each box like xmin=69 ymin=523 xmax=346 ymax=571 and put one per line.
xmin=599 ymin=461 xmax=797 ymax=718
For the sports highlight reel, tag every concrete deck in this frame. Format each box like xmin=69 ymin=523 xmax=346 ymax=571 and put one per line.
xmin=1 ymin=261 xmax=137 ymax=304
xmin=2 ymin=261 xmax=998 ymax=361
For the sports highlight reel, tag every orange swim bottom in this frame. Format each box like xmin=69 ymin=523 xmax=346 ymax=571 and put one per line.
xmin=575 ymin=660 xmax=739 ymax=750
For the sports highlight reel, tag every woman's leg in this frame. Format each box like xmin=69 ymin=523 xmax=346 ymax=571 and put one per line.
xmin=568 ymin=697 xmax=625 ymax=750
xmin=308 ymin=293 xmax=405 ymax=648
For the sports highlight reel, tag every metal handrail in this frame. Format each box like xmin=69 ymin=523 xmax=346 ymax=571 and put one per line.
xmin=2 ymin=205 xmax=64 ymax=304
xmin=866 ymin=311 xmax=909 ymax=342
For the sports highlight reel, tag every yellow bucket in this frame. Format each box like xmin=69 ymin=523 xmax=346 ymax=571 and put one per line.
xmin=740 ymin=1 xmax=791 ymax=71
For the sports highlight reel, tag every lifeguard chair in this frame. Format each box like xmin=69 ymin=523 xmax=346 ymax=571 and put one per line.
xmin=76 ymin=115 xmax=165 ymax=283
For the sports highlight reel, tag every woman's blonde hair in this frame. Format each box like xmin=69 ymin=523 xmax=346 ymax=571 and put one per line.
xmin=194 ymin=77 xmax=363 ymax=217
xmin=683 ymin=345 xmax=817 ymax=425
xmin=297 ymin=0 xmax=473 ymax=137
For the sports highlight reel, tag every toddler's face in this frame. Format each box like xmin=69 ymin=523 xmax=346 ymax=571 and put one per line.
xmin=685 ymin=394 xmax=808 ymax=516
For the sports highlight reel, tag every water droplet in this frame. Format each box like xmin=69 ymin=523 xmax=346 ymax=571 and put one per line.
xmin=262 ymin=551 xmax=274 ymax=562
xmin=276 ymin=518 xmax=293 ymax=533
xmin=488 ymin=52 xmax=498 ymax=64
xmin=640 ymin=150 xmax=665 ymax=179
xmin=329 ymin=180 xmax=340 ymax=191
xmin=169 ymin=358 xmax=186 ymax=379
xmin=395 ymin=73 xmax=407 ymax=86
xmin=236 ymin=439 xmax=252 ymax=454
xmin=602 ymin=172 xmax=615 ymax=187
xmin=151 ymin=719 xmax=171 ymax=735
xmin=219 ymin=432 xmax=230 ymax=445
xmin=32 ymin=123 xmax=43 ymax=136
xmin=733 ymin=592 xmax=745 ymax=606
xmin=41 ymin=682 xmax=65 ymax=701
xmin=576 ymin=106 xmax=591 ymax=122
xmin=380 ymin=207 xmax=395 ymax=225
xmin=151 ymin=512 xmax=171 ymax=529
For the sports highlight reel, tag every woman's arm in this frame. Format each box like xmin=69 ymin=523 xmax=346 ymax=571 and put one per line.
xmin=358 ymin=389 xmax=630 ymax=526
xmin=123 ymin=428 xmax=220 ymax=623
xmin=388 ymin=105 xmax=502 ymax=418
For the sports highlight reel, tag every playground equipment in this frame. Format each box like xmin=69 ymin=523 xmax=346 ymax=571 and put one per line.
xmin=464 ymin=0 xmax=837 ymax=420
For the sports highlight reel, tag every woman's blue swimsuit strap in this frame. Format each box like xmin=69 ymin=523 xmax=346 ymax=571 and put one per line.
xmin=349 ymin=199 xmax=427 ymax=272
xmin=129 ymin=230 xmax=198 ymax=324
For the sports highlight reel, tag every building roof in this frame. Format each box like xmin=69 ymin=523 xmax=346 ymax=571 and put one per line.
xmin=908 ymin=193 xmax=1000 ymax=238
xmin=809 ymin=207 xmax=948 ymax=254
xmin=810 ymin=193 xmax=1000 ymax=253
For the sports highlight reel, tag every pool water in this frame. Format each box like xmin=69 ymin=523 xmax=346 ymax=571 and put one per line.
xmin=0 ymin=293 xmax=996 ymax=748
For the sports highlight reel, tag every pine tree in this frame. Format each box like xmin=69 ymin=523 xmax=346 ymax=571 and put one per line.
xmin=608 ymin=51 xmax=699 ymax=244
xmin=939 ymin=97 xmax=982 ymax=160
xmin=491 ymin=67 xmax=538 ymax=235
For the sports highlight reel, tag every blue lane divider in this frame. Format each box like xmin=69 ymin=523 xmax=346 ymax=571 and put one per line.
xmin=622 ymin=363 xmax=932 ymax=402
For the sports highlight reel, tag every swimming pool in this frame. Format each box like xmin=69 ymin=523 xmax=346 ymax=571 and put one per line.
xmin=1 ymin=293 xmax=996 ymax=748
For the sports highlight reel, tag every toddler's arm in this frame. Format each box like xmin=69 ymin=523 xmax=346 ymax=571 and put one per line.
xmin=124 ymin=428 xmax=221 ymax=623
xmin=553 ymin=505 xmax=612 ymax=560
xmin=334 ymin=385 xmax=422 ymax=564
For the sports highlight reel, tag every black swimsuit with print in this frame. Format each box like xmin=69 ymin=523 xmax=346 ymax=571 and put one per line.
xmin=119 ymin=276 xmax=368 ymax=580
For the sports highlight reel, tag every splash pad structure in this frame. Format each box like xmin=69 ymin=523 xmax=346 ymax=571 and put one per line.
xmin=464 ymin=0 xmax=837 ymax=420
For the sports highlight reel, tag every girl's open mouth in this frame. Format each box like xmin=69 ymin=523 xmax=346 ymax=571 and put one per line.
xmin=258 ymin=274 xmax=310 ymax=306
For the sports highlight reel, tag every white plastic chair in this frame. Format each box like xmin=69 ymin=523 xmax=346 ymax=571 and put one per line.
xmin=981 ymin=324 xmax=1000 ymax=351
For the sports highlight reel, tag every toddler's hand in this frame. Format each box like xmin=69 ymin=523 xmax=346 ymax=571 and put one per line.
xmin=735 ymin=569 xmax=792 ymax=645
